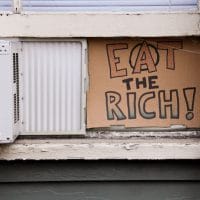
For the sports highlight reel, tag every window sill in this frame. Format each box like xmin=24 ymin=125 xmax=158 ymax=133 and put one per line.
xmin=0 ymin=12 xmax=199 ymax=37
xmin=0 ymin=137 xmax=200 ymax=160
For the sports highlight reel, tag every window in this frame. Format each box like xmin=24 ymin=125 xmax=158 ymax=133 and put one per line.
xmin=1 ymin=0 xmax=198 ymax=13
xmin=0 ymin=0 xmax=12 ymax=12
xmin=0 ymin=0 xmax=199 ymax=161
xmin=21 ymin=0 xmax=198 ymax=12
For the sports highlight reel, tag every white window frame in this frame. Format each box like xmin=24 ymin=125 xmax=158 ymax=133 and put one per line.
xmin=0 ymin=0 xmax=198 ymax=37
xmin=0 ymin=0 xmax=199 ymax=160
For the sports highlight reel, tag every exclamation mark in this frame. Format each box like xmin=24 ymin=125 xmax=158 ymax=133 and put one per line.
xmin=183 ymin=87 xmax=196 ymax=120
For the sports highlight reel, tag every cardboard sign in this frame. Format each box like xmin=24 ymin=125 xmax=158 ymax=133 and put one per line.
xmin=87 ymin=38 xmax=200 ymax=129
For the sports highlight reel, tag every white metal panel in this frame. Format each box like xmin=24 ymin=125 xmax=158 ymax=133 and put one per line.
xmin=22 ymin=0 xmax=198 ymax=11
xmin=21 ymin=41 xmax=86 ymax=134
xmin=0 ymin=41 xmax=13 ymax=142
xmin=0 ymin=40 xmax=21 ymax=143
xmin=0 ymin=0 xmax=12 ymax=11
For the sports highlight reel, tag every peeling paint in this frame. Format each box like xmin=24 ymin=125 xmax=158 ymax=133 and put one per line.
xmin=0 ymin=138 xmax=200 ymax=160
xmin=86 ymin=130 xmax=200 ymax=139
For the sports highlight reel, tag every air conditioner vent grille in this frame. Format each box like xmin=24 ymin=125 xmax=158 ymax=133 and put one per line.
xmin=14 ymin=94 xmax=17 ymax=123
xmin=13 ymin=53 xmax=20 ymax=123
xmin=13 ymin=53 xmax=16 ymax=83
xmin=16 ymin=53 xmax=20 ymax=121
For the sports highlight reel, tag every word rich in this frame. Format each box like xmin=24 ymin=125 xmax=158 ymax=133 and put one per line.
xmin=106 ymin=40 xmax=182 ymax=78
xmin=105 ymin=87 xmax=196 ymax=121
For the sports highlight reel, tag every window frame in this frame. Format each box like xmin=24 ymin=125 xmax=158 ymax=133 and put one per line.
xmin=0 ymin=1 xmax=198 ymax=37
xmin=0 ymin=0 xmax=199 ymax=160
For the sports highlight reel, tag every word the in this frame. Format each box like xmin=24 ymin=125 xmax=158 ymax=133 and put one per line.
xmin=122 ymin=75 xmax=159 ymax=90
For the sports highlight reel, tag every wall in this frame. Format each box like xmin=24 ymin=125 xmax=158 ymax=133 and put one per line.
xmin=0 ymin=160 xmax=200 ymax=200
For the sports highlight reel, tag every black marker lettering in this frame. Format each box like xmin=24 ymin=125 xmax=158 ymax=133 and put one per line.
xmin=158 ymin=90 xmax=179 ymax=119
xmin=122 ymin=78 xmax=133 ymax=90
xmin=105 ymin=91 xmax=126 ymax=120
xmin=139 ymin=92 xmax=156 ymax=119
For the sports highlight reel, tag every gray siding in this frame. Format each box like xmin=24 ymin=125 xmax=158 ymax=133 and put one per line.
xmin=0 ymin=160 xmax=200 ymax=200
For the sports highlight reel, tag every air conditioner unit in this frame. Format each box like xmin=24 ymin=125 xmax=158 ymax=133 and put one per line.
xmin=0 ymin=40 xmax=21 ymax=143
xmin=0 ymin=39 xmax=87 ymax=143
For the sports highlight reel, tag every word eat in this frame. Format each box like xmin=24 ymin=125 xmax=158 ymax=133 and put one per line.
xmin=106 ymin=41 xmax=182 ymax=78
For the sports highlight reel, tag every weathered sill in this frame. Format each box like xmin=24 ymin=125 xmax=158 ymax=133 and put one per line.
xmin=0 ymin=137 xmax=200 ymax=160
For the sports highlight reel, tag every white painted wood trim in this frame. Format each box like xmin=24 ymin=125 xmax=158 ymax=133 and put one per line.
xmin=13 ymin=0 xmax=21 ymax=13
xmin=0 ymin=138 xmax=200 ymax=160
xmin=198 ymin=0 xmax=200 ymax=10
xmin=0 ymin=12 xmax=199 ymax=37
